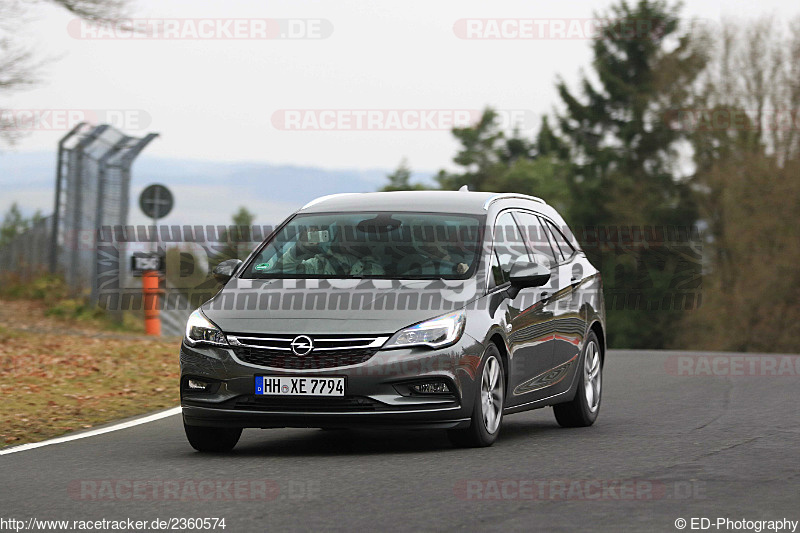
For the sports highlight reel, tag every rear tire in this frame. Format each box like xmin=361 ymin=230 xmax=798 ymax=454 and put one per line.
xmin=553 ymin=331 xmax=602 ymax=428
xmin=448 ymin=344 xmax=505 ymax=448
xmin=184 ymin=423 xmax=242 ymax=452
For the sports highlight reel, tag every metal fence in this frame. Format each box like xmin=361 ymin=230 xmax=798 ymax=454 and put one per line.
xmin=0 ymin=123 xmax=158 ymax=302
xmin=55 ymin=123 xmax=159 ymax=299
xmin=0 ymin=215 xmax=53 ymax=277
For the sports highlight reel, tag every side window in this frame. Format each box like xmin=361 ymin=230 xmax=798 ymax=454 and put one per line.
xmin=544 ymin=218 xmax=576 ymax=261
xmin=491 ymin=212 xmax=528 ymax=285
xmin=513 ymin=211 xmax=558 ymax=269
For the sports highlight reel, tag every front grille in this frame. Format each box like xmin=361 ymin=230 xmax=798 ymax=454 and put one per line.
xmin=232 ymin=348 xmax=376 ymax=369
xmin=227 ymin=333 xmax=390 ymax=370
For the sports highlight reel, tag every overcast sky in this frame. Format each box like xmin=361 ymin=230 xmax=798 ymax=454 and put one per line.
xmin=2 ymin=0 xmax=798 ymax=176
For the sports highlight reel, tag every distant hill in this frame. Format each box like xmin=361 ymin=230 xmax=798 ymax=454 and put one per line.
xmin=0 ymin=152 xmax=434 ymax=226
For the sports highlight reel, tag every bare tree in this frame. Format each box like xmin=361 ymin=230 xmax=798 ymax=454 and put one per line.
xmin=680 ymin=16 xmax=800 ymax=352
xmin=695 ymin=16 xmax=800 ymax=162
xmin=0 ymin=41 xmax=35 ymax=144
xmin=41 ymin=0 xmax=128 ymax=23
xmin=0 ymin=0 xmax=130 ymax=145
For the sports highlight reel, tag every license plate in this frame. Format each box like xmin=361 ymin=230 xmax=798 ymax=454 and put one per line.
xmin=255 ymin=376 xmax=345 ymax=397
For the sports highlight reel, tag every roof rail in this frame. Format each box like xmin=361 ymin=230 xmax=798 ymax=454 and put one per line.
xmin=482 ymin=193 xmax=547 ymax=210
xmin=301 ymin=193 xmax=359 ymax=210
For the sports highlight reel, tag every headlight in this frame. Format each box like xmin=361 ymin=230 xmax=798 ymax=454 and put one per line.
xmin=384 ymin=310 xmax=466 ymax=349
xmin=184 ymin=309 xmax=227 ymax=346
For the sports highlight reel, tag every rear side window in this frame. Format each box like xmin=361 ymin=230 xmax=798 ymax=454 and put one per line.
xmin=544 ymin=219 xmax=575 ymax=261
xmin=513 ymin=211 xmax=558 ymax=269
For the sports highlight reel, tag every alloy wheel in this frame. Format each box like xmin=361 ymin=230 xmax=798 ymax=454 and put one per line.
xmin=584 ymin=340 xmax=601 ymax=413
xmin=481 ymin=356 xmax=504 ymax=434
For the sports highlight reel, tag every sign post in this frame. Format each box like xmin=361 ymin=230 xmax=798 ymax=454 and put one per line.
xmin=138 ymin=184 xmax=174 ymax=336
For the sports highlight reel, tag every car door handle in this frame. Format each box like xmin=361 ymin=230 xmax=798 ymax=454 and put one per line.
xmin=570 ymin=277 xmax=581 ymax=287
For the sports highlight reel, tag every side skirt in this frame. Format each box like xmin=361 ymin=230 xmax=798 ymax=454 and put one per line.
xmin=503 ymin=354 xmax=583 ymax=414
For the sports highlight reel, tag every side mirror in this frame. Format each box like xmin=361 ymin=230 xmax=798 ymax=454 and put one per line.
xmin=506 ymin=260 xmax=550 ymax=299
xmin=213 ymin=259 xmax=242 ymax=285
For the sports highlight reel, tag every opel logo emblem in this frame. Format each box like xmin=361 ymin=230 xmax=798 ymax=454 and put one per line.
xmin=290 ymin=335 xmax=314 ymax=356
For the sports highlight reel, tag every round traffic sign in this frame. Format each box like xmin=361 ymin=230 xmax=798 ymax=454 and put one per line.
xmin=139 ymin=184 xmax=174 ymax=219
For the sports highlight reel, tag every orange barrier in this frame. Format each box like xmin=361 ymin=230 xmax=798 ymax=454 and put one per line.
xmin=142 ymin=270 xmax=162 ymax=336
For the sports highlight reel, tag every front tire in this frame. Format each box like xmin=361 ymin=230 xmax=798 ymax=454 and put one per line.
xmin=448 ymin=344 xmax=505 ymax=448
xmin=184 ymin=423 xmax=242 ymax=452
xmin=553 ymin=331 xmax=602 ymax=427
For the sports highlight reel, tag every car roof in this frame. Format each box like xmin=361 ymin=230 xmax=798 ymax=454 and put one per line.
xmin=298 ymin=190 xmax=548 ymax=215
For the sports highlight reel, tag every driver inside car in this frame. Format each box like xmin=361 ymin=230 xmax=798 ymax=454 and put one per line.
xmin=406 ymin=219 xmax=469 ymax=277
xmin=277 ymin=226 xmax=385 ymax=277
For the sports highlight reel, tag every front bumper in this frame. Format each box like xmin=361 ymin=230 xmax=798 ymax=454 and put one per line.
xmin=179 ymin=334 xmax=485 ymax=430
xmin=182 ymin=406 xmax=471 ymax=430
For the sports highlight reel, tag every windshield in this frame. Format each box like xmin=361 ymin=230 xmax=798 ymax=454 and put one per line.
xmin=241 ymin=212 xmax=484 ymax=280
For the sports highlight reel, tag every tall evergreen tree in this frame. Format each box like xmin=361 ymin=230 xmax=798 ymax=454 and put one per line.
xmin=435 ymin=110 xmax=571 ymax=214
xmin=556 ymin=0 xmax=709 ymax=348
xmin=436 ymin=109 xmax=508 ymax=192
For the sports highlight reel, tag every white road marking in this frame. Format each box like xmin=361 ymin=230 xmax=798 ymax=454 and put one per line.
xmin=0 ymin=407 xmax=182 ymax=456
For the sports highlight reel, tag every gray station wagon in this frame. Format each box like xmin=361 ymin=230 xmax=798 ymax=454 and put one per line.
xmin=180 ymin=190 xmax=605 ymax=451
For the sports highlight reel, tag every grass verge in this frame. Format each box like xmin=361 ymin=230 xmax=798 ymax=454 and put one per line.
xmin=0 ymin=300 xmax=181 ymax=448
xmin=0 ymin=273 xmax=144 ymax=333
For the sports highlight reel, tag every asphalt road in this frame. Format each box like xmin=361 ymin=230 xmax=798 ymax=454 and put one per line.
xmin=2 ymin=350 xmax=799 ymax=533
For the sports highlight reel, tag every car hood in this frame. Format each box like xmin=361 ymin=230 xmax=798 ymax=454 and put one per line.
xmin=201 ymin=277 xmax=481 ymax=335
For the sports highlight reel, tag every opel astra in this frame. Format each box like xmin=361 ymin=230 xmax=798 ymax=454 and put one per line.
xmin=180 ymin=190 xmax=605 ymax=451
